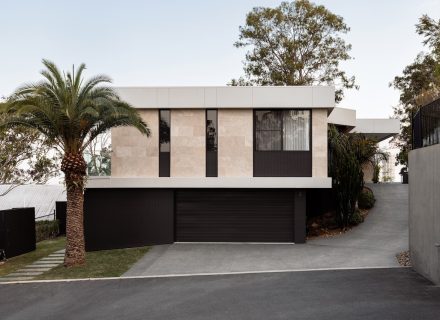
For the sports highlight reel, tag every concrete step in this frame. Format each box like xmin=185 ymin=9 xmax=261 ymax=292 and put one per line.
xmin=39 ymin=259 xmax=64 ymax=263
xmin=21 ymin=267 xmax=52 ymax=272
xmin=0 ymin=276 xmax=34 ymax=282
xmin=7 ymin=271 xmax=43 ymax=276
xmin=34 ymin=260 xmax=62 ymax=264
xmin=29 ymin=263 xmax=59 ymax=268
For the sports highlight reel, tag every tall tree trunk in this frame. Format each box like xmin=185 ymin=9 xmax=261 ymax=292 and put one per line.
xmin=64 ymin=183 xmax=85 ymax=266
xmin=61 ymin=153 xmax=87 ymax=267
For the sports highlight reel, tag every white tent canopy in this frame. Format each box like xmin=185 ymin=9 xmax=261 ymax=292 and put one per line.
xmin=0 ymin=185 xmax=66 ymax=219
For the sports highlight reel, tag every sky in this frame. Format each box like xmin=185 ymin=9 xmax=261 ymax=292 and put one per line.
xmin=1 ymin=0 xmax=439 ymax=118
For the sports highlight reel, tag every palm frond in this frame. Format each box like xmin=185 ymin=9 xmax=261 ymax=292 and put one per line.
xmin=2 ymin=59 xmax=150 ymax=156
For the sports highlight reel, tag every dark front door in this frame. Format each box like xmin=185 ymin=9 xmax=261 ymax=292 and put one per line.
xmin=176 ymin=189 xmax=295 ymax=242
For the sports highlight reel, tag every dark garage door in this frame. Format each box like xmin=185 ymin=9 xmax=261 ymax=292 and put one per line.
xmin=176 ymin=190 xmax=295 ymax=242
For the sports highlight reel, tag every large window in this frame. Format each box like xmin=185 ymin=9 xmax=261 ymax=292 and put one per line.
xmin=255 ymin=110 xmax=310 ymax=151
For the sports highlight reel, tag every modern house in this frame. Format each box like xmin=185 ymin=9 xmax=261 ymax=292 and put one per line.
xmin=84 ymin=86 xmax=398 ymax=251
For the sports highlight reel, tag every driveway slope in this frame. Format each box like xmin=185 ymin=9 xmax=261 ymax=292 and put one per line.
xmin=125 ymin=184 xmax=408 ymax=277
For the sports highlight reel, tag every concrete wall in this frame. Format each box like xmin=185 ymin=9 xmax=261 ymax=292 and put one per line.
xmin=170 ymin=109 xmax=205 ymax=177
xmin=312 ymin=109 xmax=328 ymax=177
xmin=409 ymin=144 xmax=440 ymax=285
xmin=218 ymin=109 xmax=253 ymax=177
xmin=111 ymin=109 xmax=158 ymax=177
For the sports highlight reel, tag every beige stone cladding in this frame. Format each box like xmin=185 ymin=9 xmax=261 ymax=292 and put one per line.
xmin=111 ymin=109 xmax=158 ymax=177
xmin=218 ymin=109 xmax=253 ymax=177
xmin=312 ymin=109 xmax=328 ymax=177
xmin=170 ymin=109 xmax=205 ymax=177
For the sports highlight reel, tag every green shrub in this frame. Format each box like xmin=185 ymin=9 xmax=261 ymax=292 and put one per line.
xmin=358 ymin=188 xmax=376 ymax=209
xmin=350 ymin=209 xmax=364 ymax=225
xmin=36 ymin=220 xmax=60 ymax=242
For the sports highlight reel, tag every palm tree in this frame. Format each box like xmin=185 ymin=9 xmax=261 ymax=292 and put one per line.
xmin=0 ymin=60 xmax=150 ymax=266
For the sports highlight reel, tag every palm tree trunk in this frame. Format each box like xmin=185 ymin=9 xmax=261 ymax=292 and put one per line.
xmin=61 ymin=153 xmax=87 ymax=267
xmin=64 ymin=183 xmax=86 ymax=266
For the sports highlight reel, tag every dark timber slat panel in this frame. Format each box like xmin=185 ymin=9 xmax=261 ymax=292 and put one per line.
xmin=176 ymin=189 xmax=295 ymax=242
xmin=206 ymin=151 xmax=218 ymax=177
xmin=253 ymin=151 xmax=312 ymax=177
xmin=159 ymin=152 xmax=170 ymax=177
xmin=84 ymin=188 xmax=174 ymax=251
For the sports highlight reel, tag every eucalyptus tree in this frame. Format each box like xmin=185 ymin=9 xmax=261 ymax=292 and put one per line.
xmin=232 ymin=0 xmax=357 ymax=102
xmin=391 ymin=14 xmax=440 ymax=166
xmin=0 ymin=60 xmax=150 ymax=266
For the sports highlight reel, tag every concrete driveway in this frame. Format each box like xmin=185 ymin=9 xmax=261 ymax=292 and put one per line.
xmin=125 ymin=184 xmax=408 ymax=277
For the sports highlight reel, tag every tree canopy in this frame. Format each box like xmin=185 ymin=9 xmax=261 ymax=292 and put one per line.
xmin=0 ymin=103 xmax=59 ymax=196
xmin=1 ymin=60 xmax=150 ymax=266
xmin=391 ymin=14 xmax=440 ymax=166
xmin=231 ymin=0 xmax=357 ymax=102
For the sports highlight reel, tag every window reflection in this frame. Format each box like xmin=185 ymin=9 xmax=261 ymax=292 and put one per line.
xmin=255 ymin=110 xmax=310 ymax=151
xmin=159 ymin=110 xmax=170 ymax=152
xmin=206 ymin=110 xmax=217 ymax=152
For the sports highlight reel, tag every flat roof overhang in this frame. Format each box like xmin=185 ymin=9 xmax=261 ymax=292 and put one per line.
xmin=114 ymin=86 xmax=335 ymax=111
xmin=351 ymin=118 xmax=400 ymax=142
xmin=328 ymin=107 xmax=357 ymax=131
xmin=87 ymin=177 xmax=332 ymax=189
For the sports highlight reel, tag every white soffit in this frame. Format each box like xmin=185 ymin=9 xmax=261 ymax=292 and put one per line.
xmin=328 ymin=107 xmax=357 ymax=128
xmin=351 ymin=118 xmax=400 ymax=141
xmin=87 ymin=177 xmax=332 ymax=189
xmin=114 ymin=86 xmax=335 ymax=110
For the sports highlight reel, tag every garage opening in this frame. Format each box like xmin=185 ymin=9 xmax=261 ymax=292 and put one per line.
xmin=176 ymin=189 xmax=295 ymax=242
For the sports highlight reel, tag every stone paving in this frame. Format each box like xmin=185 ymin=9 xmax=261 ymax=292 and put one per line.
xmin=0 ymin=249 xmax=65 ymax=283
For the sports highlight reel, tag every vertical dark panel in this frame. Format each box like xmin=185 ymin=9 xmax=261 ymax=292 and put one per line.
xmin=206 ymin=151 xmax=218 ymax=177
xmin=159 ymin=153 xmax=170 ymax=177
xmin=206 ymin=109 xmax=218 ymax=177
xmin=159 ymin=110 xmax=171 ymax=177
xmin=294 ymin=191 xmax=306 ymax=244
xmin=55 ymin=201 xmax=67 ymax=235
xmin=84 ymin=188 xmax=174 ymax=251
xmin=0 ymin=208 xmax=36 ymax=258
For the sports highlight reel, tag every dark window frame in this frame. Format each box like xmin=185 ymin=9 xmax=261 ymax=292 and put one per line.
xmin=253 ymin=109 xmax=312 ymax=152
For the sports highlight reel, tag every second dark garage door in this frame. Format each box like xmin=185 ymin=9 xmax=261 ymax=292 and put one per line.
xmin=176 ymin=189 xmax=295 ymax=242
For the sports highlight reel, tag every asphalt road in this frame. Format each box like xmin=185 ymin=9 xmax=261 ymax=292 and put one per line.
xmin=0 ymin=267 xmax=439 ymax=320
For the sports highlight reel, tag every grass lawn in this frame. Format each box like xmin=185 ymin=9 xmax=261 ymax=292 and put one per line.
xmin=0 ymin=237 xmax=66 ymax=277
xmin=36 ymin=246 xmax=150 ymax=280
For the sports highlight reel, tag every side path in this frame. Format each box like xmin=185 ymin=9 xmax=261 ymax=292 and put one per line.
xmin=0 ymin=249 xmax=65 ymax=282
